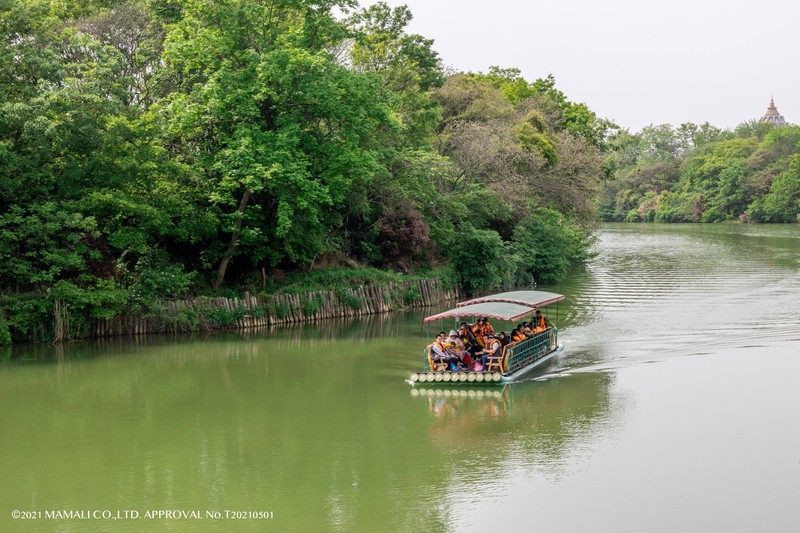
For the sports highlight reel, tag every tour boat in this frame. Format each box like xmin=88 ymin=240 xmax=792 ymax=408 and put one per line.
xmin=408 ymin=290 xmax=564 ymax=385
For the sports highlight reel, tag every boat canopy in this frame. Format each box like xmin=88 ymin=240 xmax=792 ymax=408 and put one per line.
xmin=423 ymin=301 xmax=537 ymax=323
xmin=457 ymin=290 xmax=564 ymax=309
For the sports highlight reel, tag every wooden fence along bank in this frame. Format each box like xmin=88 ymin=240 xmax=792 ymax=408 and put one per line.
xmin=87 ymin=279 xmax=461 ymax=338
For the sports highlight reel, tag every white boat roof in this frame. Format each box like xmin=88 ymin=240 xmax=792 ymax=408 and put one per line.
xmin=457 ymin=290 xmax=565 ymax=308
xmin=423 ymin=301 xmax=537 ymax=323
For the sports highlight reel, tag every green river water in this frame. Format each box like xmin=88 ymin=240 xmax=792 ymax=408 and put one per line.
xmin=2 ymin=223 xmax=800 ymax=532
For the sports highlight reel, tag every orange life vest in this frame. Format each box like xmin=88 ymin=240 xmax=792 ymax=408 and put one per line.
xmin=487 ymin=338 xmax=502 ymax=354
xmin=428 ymin=340 xmax=446 ymax=355
xmin=472 ymin=325 xmax=485 ymax=347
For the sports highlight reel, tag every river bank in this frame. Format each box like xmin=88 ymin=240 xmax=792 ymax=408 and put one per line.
xmin=90 ymin=278 xmax=461 ymax=336
xmin=1 ymin=276 xmax=460 ymax=345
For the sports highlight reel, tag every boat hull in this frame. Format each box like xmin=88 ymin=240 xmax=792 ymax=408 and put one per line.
xmin=408 ymin=343 xmax=562 ymax=386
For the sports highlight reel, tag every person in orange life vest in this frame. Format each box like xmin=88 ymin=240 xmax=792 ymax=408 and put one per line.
xmin=429 ymin=331 xmax=458 ymax=367
xmin=459 ymin=322 xmax=480 ymax=354
xmin=533 ymin=309 xmax=546 ymax=332
xmin=472 ymin=317 xmax=494 ymax=348
xmin=479 ymin=333 xmax=503 ymax=369
xmin=511 ymin=327 xmax=527 ymax=342
xmin=471 ymin=321 xmax=485 ymax=348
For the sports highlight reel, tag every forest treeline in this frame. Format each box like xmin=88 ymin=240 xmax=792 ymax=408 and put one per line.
xmin=601 ymin=121 xmax=800 ymax=223
xmin=0 ymin=0 xmax=611 ymax=342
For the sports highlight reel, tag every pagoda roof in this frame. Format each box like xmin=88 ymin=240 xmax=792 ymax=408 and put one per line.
xmin=761 ymin=97 xmax=786 ymax=125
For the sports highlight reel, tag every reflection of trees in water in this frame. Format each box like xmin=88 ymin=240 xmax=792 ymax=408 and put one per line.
xmin=4 ymin=310 xmax=434 ymax=366
xmin=248 ymin=310 xmax=427 ymax=341
xmin=3 ymin=334 xmax=180 ymax=363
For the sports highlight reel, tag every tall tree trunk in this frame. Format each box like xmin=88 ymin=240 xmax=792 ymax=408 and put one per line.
xmin=213 ymin=189 xmax=251 ymax=290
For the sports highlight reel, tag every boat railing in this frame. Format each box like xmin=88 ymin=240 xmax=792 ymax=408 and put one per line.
xmin=504 ymin=327 xmax=557 ymax=374
xmin=420 ymin=327 xmax=557 ymax=373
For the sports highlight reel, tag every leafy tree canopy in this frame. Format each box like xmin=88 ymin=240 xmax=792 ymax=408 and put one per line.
xmin=1 ymin=0 xmax=608 ymax=341
xmin=601 ymin=122 xmax=800 ymax=223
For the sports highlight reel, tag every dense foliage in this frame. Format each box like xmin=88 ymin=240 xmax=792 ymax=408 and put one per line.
xmin=601 ymin=121 xmax=800 ymax=223
xmin=1 ymin=0 xmax=607 ymax=341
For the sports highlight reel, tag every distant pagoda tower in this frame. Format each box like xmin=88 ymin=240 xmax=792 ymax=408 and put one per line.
xmin=760 ymin=97 xmax=786 ymax=126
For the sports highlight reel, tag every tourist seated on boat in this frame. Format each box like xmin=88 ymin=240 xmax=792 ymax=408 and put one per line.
xmin=471 ymin=321 xmax=486 ymax=348
xmin=478 ymin=333 xmax=504 ymax=369
xmin=443 ymin=345 xmax=463 ymax=371
xmin=498 ymin=331 xmax=510 ymax=347
xmin=429 ymin=332 xmax=460 ymax=369
xmin=459 ymin=322 xmax=481 ymax=354
xmin=511 ymin=327 xmax=527 ymax=342
xmin=446 ymin=330 xmax=472 ymax=367
xmin=533 ymin=309 xmax=546 ymax=331
xmin=480 ymin=317 xmax=494 ymax=337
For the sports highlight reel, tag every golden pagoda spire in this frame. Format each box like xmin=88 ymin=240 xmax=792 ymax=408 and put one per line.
xmin=761 ymin=96 xmax=786 ymax=126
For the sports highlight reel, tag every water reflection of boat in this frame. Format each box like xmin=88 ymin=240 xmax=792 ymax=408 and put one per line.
xmin=409 ymin=291 xmax=564 ymax=385
xmin=411 ymin=387 xmax=506 ymax=400
xmin=412 ymin=385 xmax=511 ymax=421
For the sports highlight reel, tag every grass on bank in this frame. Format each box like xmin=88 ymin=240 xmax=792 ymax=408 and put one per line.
xmin=261 ymin=266 xmax=456 ymax=296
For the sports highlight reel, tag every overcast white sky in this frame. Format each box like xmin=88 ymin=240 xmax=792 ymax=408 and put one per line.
xmin=368 ymin=0 xmax=799 ymax=133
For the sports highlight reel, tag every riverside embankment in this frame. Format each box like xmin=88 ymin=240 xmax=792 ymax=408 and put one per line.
xmin=86 ymin=278 xmax=460 ymax=338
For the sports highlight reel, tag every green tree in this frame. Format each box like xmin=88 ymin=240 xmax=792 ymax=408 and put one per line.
xmin=158 ymin=0 xmax=393 ymax=287
xmin=762 ymin=125 xmax=800 ymax=158
xmin=637 ymin=124 xmax=683 ymax=163
xmin=448 ymin=225 xmax=516 ymax=294
xmin=471 ymin=70 xmax=617 ymax=151
xmin=1 ymin=5 xmax=202 ymax=296
xmin=512 ymin=208 xmax=593 ymax=284
xmin=712 ymin=163 xmax=750 ymax=219
xmin=347 ymin=1 xmax=444 ymax=146
xmin=529 ymin=74 xmax=616 ymax=150
xmin=434 ymin=74 xmax=603 ymax=222
xmin=676 ymin=122 xmax=730 ymax=150
xmin=478 ymin=66 xmax=536 ymax=103
xmin=758 ymin=154 xmax=800 ymax=222
xmin=680 ymin=138 xmax=758 ymax=201
xmin=734 ymin=119 xmax=775 ymax=141
xmin=653 ymin=191 xmax=701 ymax=222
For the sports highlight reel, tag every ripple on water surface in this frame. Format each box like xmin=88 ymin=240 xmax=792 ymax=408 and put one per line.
xmin=559 ymin=224 xmax=800 ymax=373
